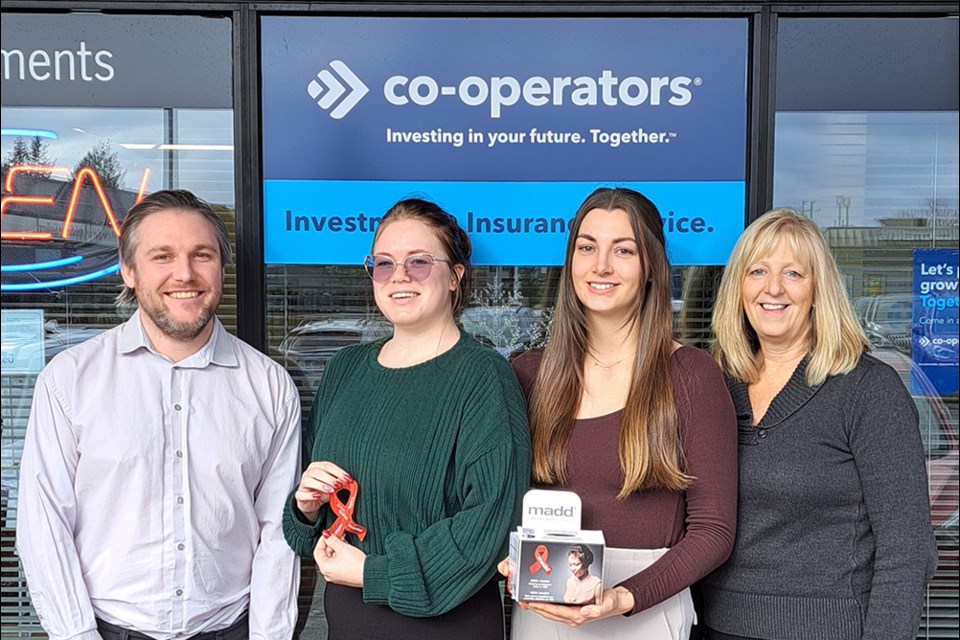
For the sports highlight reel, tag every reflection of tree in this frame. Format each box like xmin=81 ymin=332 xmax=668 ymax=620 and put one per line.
xmin=29 ymin=137 xmax=54 ymax=174
xmin=891 ymin=199 xmax=960 ymax=228
xmin=72 ymin=140 xmax=125 ymax=189
xmin=466 ymin=287 xmax=531 ymax=356
xmin=2 ymin=137 xmax=31 ymax=170
xmin=2 ymin=136 xmax=56 ymax=183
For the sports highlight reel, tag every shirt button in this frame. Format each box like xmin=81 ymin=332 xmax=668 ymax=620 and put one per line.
xmin=176 ymin=449 xmax=183 ymax=458
xmin=175 ymin=588 xmax=183 ymax=596
xmin=177 ymin=496 xmax=184 ymax=505
xmin=174 ymin=403 xmax=182 ymax=411
xmin=177 ymin=542 xmax=185 ymax=551
xmin=758 ymin=429 xmax=768 ymax=439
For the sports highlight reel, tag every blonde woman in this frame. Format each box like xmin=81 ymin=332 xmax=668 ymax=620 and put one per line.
xmin=703 ymin=209 xmax=937 ymax=640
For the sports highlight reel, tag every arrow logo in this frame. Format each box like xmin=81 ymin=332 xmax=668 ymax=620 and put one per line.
xmin=307 ymin=60 xmax=369 ymax=119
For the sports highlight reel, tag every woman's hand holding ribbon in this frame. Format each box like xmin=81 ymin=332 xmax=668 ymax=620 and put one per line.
xmin=314 ymin=533 xmax=366 ymax=587
xmin=518 ymin=586 xmax=635 ymax=627
xmin=294 ymin=461 xmax=352 ymax=523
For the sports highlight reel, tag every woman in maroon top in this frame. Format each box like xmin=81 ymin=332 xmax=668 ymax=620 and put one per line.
xmin=499 ymin=187 xmax=738 ymax=639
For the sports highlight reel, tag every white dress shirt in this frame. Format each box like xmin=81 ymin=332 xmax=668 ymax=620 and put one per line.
xmin=16 ymin=311 xmax=301 ymax=640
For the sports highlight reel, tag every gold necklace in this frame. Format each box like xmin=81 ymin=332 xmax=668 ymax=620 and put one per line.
xmin=588 ymin=351 xmax=633 ymax=370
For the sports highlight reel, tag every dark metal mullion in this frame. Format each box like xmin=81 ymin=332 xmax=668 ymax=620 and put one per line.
xmin=748 ymin=5 xmax=777 ymax=224
xmin=234 ymin=2 xmax=266 ymax=351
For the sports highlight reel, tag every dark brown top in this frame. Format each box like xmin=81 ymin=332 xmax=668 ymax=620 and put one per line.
xmin=511 ymin=346 xmax=737 ymax=615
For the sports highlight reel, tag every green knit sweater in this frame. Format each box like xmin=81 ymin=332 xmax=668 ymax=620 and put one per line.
xmin=282 ymin=331 xmax=531 ymax=617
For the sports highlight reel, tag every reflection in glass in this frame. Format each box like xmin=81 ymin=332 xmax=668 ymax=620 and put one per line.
xmin=774 ymin=110 xmax=959 ymax=639
xmin=1 ymin=104 xmax=235 ymax=633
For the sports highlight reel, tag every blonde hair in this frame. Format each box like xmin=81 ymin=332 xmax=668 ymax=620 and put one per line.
xmin=530 ymin=187 xmax=691 ymax=498
xmin=711 ymin=208 xmax=869 ymax=386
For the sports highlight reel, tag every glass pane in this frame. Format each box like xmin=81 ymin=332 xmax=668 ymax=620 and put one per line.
xmin=267 ymin=265 xmax=557 ymax=406
xmin=1 ymin=99 xmax=234 ymax=640
xmin=774 ymin=110 xmax=959 ymax=640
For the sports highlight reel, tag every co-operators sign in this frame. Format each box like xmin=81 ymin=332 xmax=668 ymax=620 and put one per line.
xmin=261 ymin=17 xmax=748 ymax=266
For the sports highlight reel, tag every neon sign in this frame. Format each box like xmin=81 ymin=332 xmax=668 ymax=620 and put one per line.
xmin=1 ymin=164 xmax=150 ymax=291
xmin=0 ymin=128 xmax=58 ymax=140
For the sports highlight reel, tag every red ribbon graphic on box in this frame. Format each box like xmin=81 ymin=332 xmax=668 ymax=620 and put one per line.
xmin=323 ymin=479 xmax=367 ymax=542
xmin=529 ymin=545 xmax=552 ymax=575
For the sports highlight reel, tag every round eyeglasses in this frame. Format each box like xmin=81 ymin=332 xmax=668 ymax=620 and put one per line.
xmin=363 ymin=253 xmax=452 ymax=283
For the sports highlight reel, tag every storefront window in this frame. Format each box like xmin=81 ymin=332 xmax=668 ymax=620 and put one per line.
xmin=775 ymin=17 xmax=959 ymax=638
xmin=1 ymin=12 xmax=233 ymax=633
xmin=3 ymin=6 xmax=955 ymax=638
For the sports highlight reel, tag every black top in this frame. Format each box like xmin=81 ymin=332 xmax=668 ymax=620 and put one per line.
xmin=702 ymin=354 xmax=937 ymax=640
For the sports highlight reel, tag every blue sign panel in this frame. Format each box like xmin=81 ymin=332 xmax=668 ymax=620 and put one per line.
xmin=265 ymin=180 xmax=743 ymax=267
xmin=912 ymin=249 xmax=959 ymax=396
xmin=261 ymin=17 xmax=749 ymax=265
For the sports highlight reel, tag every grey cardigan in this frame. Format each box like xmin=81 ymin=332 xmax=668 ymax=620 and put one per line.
xmin=702 ymin=353 xmax=937 ymax=640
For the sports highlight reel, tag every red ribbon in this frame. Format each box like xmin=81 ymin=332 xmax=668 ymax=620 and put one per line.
xmin=323 ymin=479 xmax=367 ymax=542
xmin=529 ymin=544 xmax=552 ymax=575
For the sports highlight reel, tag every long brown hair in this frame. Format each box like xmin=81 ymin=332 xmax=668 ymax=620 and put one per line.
xmin=529 ymin=187 xmax=691 ymax=498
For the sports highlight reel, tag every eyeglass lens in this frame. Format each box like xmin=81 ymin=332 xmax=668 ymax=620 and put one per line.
xmin=368 ymin=255 xmax=435 ymax=283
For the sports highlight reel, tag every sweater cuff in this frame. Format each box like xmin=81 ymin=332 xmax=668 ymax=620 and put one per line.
xmin=281 ymin=490 xmax=324 ymax=557
xmin=621 ymin=583 xmax=644 ymax=616
xmin=362 ymin=553 xmax=391 ymax=605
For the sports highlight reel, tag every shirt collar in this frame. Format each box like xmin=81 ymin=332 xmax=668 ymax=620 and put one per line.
xmin=117 ymin=309 xmax=239 ymax=368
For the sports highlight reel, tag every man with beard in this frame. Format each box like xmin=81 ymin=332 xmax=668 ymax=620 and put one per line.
xmin=16 ymin=190 xmax=301 ymax=640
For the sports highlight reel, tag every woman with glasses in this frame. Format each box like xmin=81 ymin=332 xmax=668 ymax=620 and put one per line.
xmin=282 ymin=198 xmax=531 ymax=639
xmin=500 ymin=187 xmax=737 ymax=639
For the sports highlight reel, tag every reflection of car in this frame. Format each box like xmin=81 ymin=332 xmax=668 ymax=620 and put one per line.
xmin=872 ymin=348 xmax=959 ymax=635
xmin=1 ymin=319 xmax=108 ymax=373
xmin=854 ymin=294 xmax=913 ymax=353
xmin=460 ymin=306 xmax=540 ymax=358
xmin=2 ymin=319 xmax=100 ymax=371
xmin=277 ymin=316 xmax=390 ymax=390
xmin=856 ymin=294 xmax=959 ymax=367
xmin=43 ymin=321 xmax=109 ymax=360
xmin=874 ymin=349 xmax=960 ymax=528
